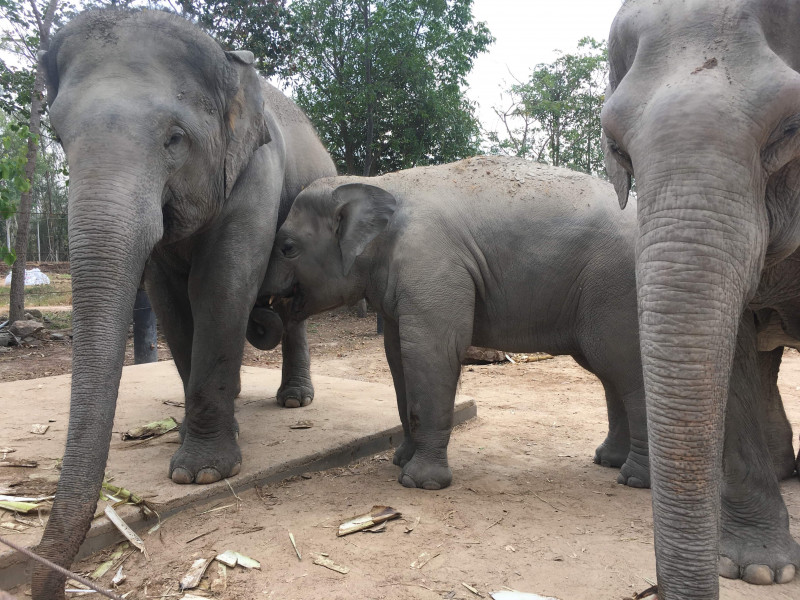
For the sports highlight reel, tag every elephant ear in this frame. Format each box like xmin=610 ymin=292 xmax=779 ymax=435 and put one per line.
xmin=38 ymin=49 xmax=60 ymax=107
xmin=223 ymin=50 xmax=272 ymax=198
xmin=332 ymin=183 xmax=397 ymax=276
xmin=602 ymin=131 xmax=632 ymax=210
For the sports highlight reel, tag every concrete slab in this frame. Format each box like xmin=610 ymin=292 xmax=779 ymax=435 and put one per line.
xmin=0 ymin=361 xmax=476 ymax=587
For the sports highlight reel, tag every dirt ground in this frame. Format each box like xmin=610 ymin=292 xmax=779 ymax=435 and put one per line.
xmin=3 ymin=307 xmax=800 ymax=600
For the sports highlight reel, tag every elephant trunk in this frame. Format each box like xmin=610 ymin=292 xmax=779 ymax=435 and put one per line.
xmin=635 ymin=160 xmax=768 ymax=599
xmin=32 ymin=157 xmax=163 ymax=599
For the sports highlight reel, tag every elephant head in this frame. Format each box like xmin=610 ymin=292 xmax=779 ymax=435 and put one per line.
xmin=33 ymin=9 xmax=271 ymax=598
xmin=262 ymin=180 xmax=397 ymax=320
xmin=601 ymin=0 xmax=800 ymax=597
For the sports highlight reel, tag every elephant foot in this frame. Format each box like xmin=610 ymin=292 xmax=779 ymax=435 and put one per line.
xmin=277 ymin=378 xmax=314 ymax=408
xmin=398 ymin=454 xmax=452 ymax=490
xmin=719 ymin=516 xmax=800 ymax=584
xmin=593 ymin=436 xmax=629 ymax=469
xmin=616 ymin=454 xmax=650 ymax=488
xmin=169 ymin=433 xmax=242 ymax=485
xmin=392 ymin=437 xmax=416 ymax=467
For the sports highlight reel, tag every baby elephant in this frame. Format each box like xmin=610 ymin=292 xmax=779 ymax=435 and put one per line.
xmin=261 ymin=156 xmax=647 ymax=489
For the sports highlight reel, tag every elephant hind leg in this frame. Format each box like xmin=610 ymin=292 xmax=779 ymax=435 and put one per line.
xmin=720 ymin=314 xmax=800 ymax=585
xmin=757 ymin=347 xmax=796 ymax=480
xmin=592 ymin=376 xmax=631 ymax=470
xmin=575 ymin=352 xmax=649 ymax=489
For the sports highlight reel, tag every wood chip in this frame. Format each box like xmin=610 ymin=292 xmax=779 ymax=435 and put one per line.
xmin=180 ymin=557 xmax=212 ymax=590
xmin=313 ymin=555 xmax=349 ymax=574
xmin=289 ymin=420 xmax=313 ymax=429
xmin=30 ymin=424 xmax=49 ymax=435
xmin=338 ymin=505 xmax=401 ymax=536
xmin=0 ymin=458 xmax=38 ymax=468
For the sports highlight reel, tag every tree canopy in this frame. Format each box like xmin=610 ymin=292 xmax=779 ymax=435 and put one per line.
xmin=283 ymin=0 xmax=492 ymax=175
xmin=488 ymin=37 xmax=607 ymax=176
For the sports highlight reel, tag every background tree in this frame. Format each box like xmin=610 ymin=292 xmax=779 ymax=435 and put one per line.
xmin=283 ymin=0 xmax=492 ymax=175
xmin=1 ymin=0 xmax=61 ymax=322
xmin=488 ymin=37 xmax=607 ymax=176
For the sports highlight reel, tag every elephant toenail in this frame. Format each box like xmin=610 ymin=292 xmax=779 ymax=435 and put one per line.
xmin=171 ymin=467 xmax=193 ymax=485
xmin=718 ymin=556 xmax=740 ymax=579
xmin=301 ymin=396 xmax=312 ymax=406
xmin=776 ymin=564 xmax=796 ymax=584
xmin=195 ymin=468 xmax=222 ymax=485
xmin=284 ymin=398 xmax=301 ymax=408
xmin=742 ymin=564 xmax=774 ymax=585
xmin=399 ymin=474 xmax=418 ymax=488
xmin=422 ymin=480 xmax=442 ymax=490
xmin=230 ymin=463 xmax=242 ymax=477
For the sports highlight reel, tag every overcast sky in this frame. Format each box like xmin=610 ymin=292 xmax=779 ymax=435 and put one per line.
xmin=467 ymin=0 xmax=624 ymax=134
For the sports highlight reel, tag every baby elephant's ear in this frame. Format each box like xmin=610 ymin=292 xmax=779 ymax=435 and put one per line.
xmin=333 ymin=183 xmax=397 ymax=275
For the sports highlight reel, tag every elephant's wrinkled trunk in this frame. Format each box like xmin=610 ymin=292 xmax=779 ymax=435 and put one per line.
xmin=635 ymin=162 xmax=768 ymax=600
xmin=32 ymin=158 xmax=163 ymax=600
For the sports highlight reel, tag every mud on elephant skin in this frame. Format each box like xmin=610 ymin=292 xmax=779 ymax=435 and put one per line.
xmin=33 ymin=9 xmax=335 ymax=599
xmin=262 ymin=155 xmax=651 ymax=490
xmin=602 ymin=0 xmax=800 ymax=596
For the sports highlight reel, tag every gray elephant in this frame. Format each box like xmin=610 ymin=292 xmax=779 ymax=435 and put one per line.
xmin=33 ymin=9 xmax=335 ymax=599
xmin=601 ymin=0 xmax=800 ymax=596
xmin=260 ymin=155 xmax=650 ymax=490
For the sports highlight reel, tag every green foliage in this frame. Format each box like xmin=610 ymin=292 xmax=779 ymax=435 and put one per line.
xmin=284 ymin=0 xmax=493 ymax=175
xmin=489 ymin=37 xmax=608 ymax=176
xmin=177 ymin=0 xmax=290 ymax=76
xmin=0 ymin=120 xmax=33 ymax=265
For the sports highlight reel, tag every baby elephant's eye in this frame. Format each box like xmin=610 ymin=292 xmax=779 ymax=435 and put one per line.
xmin=281 ymin=241 xmax=297 ymax=258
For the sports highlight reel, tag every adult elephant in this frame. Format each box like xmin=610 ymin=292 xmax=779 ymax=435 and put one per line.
xmin=33 ymin=9 xmax=334 ymax=599
xmin=601 ymin=0 xmax=800 ymax=598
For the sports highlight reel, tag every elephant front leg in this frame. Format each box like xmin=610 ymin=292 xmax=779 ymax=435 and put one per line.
xmin=718 ymin=313 xmax=800 ymax=584
xmin=383 ymin=317 xmax=414 ymax=467
xmin=277 ymin=317 xmax=314 ymax=408
xmin=395 ymin=311 xmax=472 ymax=490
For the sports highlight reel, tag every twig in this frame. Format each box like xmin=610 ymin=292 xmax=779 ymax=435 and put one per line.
xmin=532 ymin=491 xmax=559 ymax=512
xmin=185 ymin=527 xmax=219 ymax=544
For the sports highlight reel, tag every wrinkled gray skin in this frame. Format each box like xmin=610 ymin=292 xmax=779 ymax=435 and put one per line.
xmin=601 ymin=0 xmax=800 ymax=597
xmin=261 ymin=156 xmax=650 ymax=489
xmin=33 ymin=9 xmax=334 ymax=599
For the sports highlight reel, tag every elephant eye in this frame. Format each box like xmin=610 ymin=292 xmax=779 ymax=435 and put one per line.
xmin=281 ymin=240 xmax=298 ymax=258
xmin=165 ymin=127 xmax=186 ymax=148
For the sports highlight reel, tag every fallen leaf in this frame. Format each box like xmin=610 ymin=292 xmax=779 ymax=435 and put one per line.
xmin=104 ymin=504 xmax=148 ymax=558
xmin=121 ymin=417 xmax=178 ymax=441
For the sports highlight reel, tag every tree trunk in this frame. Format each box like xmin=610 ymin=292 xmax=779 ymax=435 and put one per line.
xmin=361 ymin=0 xmax=374 ymax=177
xmin=8 ymin=0 xmax=59 ymax=322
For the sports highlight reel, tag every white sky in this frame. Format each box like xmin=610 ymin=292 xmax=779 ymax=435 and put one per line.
xmin=467 ymin=0 xmax=624 ymax=134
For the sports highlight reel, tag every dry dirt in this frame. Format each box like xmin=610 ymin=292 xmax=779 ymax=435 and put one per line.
xmin=3 ymin=307 xmax=800 ymax=600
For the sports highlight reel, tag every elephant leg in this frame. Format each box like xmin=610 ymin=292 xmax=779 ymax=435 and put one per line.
xmin=276 ymin=317 xmax=314 ymax=408
xmin=718 ymin=313 xmax=800 ymax=584
xmin=395 ymin=295 xmax=473 ymax=490
xmin=578 ymin=348 xmax=649 ymax=488
xmin=168 ymin=232 xmax=269 ymax=484
xmin=383 ymin=317 xmax=414 ymax=467
xmin=758 ymin=347 xmax=796 ymax=480
xmin=592 ymin=377 xmax=631 ymax=470
xmin=144 ymin=259 xmax=193 ymax=389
